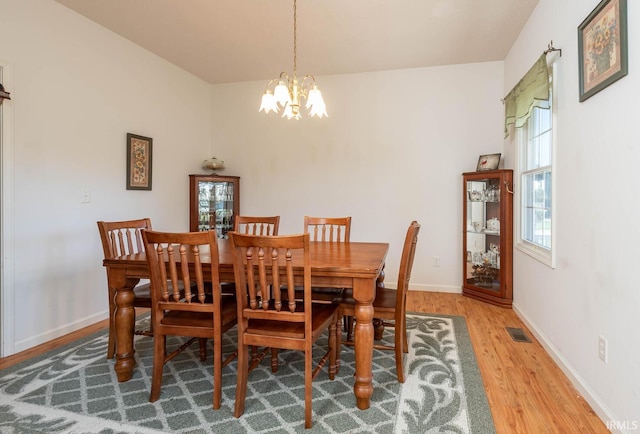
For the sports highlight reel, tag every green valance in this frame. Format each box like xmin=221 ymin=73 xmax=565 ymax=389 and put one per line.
xmin=504 ymin=54 xmax=550 ymax=138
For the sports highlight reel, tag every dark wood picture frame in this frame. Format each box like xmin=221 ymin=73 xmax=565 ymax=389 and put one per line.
xmin=578 ymin=0 xmax=628 ymax=102
xmin=126 ymin=133 xmax=153 ymax=190
xmin=476 ymin=153 xmax=501 ymax=171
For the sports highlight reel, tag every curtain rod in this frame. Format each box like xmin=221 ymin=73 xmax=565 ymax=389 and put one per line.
xmin=543 ymin=40 xmax=562 ymax=57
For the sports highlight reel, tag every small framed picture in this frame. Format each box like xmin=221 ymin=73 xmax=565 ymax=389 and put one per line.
xmin=578 ymin=0 xmax=628 ymax=102
xmin=126 ymin=133 xmax=153 ymax=190
xmin=476 ymin=153 xmax=501 ymax=171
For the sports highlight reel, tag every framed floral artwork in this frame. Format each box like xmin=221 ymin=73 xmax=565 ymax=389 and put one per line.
xmin=126 ymin=133 xmax=153 ymax=190
xmin=578 ymin=0 xmax=628 ymax=102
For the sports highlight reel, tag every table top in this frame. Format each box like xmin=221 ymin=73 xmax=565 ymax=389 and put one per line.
xmin=104 ymin=239 xmax=389 ymax=279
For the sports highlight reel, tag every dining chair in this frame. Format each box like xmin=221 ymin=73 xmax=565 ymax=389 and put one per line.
xmin=97 ymin=218 xmax=154 ymax=359
xmin=337 ymin=220 xmax=420 ymax=383
xmin=303 ymin=216 xmax=352 ymax=304
xmin=142 ymin=229 xmax=238 ymax=409
xmin=229 ymin=232 xmax=338 ymax=429
xmin=234 ymin=215 xmax=280 ymax=236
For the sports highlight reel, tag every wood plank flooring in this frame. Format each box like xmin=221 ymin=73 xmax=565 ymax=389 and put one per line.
xmin=0 ymin=292 xmax=607 ymax=433
xmin=407 ymin=292 xmax=607 ymax=434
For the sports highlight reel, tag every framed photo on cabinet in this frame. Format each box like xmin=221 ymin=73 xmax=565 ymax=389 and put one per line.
xmin=126 ymin=133 xmax=153 ymax=190
xmin=578 ymin=0 xmax=628 ymax=102
xmin=476 ymin=153 xmax=501 ymax=171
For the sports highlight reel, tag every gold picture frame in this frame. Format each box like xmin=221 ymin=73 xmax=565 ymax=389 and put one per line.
xmin=126 ymin=133 xmax=153 ymax=190
xmin=578 ymin=0 xmax=628 ymax=102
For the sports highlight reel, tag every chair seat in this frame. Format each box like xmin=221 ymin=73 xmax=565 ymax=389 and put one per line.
xmin=162 ymin=300 xmax=237 ymax=329
xmin=132 ymin=283 xmax=152 ymax=308
xmin=291 ymin=286 xmax=344 ymax=304
xmin=246 ymin=303 xmax=338 ymax=339
xmin=339 ymin=287 xmax=396 ymax=312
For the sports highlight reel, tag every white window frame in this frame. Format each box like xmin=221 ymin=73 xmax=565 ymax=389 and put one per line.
xmin=1 ymin=62 xmax=15 ymax=356
xmin=515 ymin=60 xmax=557 ymax=268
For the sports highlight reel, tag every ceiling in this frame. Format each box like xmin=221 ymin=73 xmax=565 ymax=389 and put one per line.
xmin=54 ymin=0 xmax=539 ymax=85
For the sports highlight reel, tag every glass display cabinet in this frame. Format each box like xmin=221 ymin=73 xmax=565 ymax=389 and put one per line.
xmin=462 ymin=169 xmax=513 ymax=307
xmin=189 ymin=174 xmax=240 ymax=238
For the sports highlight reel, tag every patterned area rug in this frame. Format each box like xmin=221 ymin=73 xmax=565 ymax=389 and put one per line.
xmin=0 ymin=314 xmax=495 ymax=433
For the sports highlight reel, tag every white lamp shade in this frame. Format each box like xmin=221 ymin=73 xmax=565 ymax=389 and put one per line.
xmin=259 ymin=91 xmax=278 ymax=113
xmin=274 ymin=81 xmax=291 ymax=106
xmin=305 ymin=86 xmax=321 ymax=108
xmin=309 ymin=102 xmax=328 ymax=118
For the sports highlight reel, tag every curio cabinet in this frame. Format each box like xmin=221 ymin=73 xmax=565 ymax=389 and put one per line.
xmin=189 ymin=174 xmax=240 ymax=238
xmin=462 ymin=169 xmax=513 ymax=307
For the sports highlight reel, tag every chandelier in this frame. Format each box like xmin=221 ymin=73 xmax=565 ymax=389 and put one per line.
xmin=259 ymin=0 xmax=327 ymax=120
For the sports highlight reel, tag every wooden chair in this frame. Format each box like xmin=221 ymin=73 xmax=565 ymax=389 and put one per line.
xmin=142 ymin=229 xmax=238 ymax=409
xmin=97 ymin=218 xmax=154 ymax=359
xmin=337 ymin=220 xmax=420 ymax=383
xmin=303 ymin=216 xmax=351 ymax=304
xmin=234 ymin=215 xmax=280 ymax=235
xmin=229 ymin=232 xmax=338 ymax=429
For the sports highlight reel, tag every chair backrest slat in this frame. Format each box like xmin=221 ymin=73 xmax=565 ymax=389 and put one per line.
xmin=234 ymin=216 xmax=280 ymax=236
xmin=304 ymin=216 xmax=351 ymax=242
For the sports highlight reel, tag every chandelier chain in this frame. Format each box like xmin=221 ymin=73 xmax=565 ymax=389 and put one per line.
xmin=293 ymin=0 xmax=297 ymax=78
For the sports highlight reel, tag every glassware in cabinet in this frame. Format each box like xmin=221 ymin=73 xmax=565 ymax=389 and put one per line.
xmin=189 ymin=174 xmax=240 ymax=238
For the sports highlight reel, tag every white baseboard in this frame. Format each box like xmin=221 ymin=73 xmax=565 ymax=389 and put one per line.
xmin=391 ymin=283 xmax=461 ymax=293
xmin=512 ymin=303 xmax=623 ymax=433
xmin=14 ymin=311 xmax=108 ymax=354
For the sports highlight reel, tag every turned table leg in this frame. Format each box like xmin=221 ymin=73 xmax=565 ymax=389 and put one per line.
xmin=109 ymin=269 xmax=137 ymax=382
xmin=352 ymin=277 xmax=375 ymax=410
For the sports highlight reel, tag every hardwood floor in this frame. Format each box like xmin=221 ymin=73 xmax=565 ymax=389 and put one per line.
xmin=407 ymin=292 xmax=607 ymax=434
xmin=0 ymin=293 xmax=607 ymax=433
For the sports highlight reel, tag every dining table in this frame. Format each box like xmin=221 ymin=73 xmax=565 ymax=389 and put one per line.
xmin=103 ymin=237 xmax=388 ymax=410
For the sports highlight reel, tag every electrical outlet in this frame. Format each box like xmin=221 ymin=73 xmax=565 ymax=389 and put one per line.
xmin=598 ymin=336 xmax=608 ymax=363
xmin=81 ymin=190 xmax=91 ymax=203
xmin=433 ymin=256 xmax=440 ymax=267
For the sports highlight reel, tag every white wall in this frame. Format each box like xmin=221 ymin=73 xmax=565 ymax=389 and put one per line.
xmin=505 ymin=0 xmax=640 ymax=427
xmin=0 ymin=0 xmax=212 ymax=353
xmin=210 ymin=63 xmax=505 ymax=295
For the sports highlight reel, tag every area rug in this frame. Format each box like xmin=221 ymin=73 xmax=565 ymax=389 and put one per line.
xmin=0 ymin=314 xmax=495 ymax=433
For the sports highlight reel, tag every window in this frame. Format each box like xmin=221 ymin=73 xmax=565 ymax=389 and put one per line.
xmin=516 ymin=66 xmax=555 ymax=268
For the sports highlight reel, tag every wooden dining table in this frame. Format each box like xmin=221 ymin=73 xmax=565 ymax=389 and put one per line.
xmin=103 ymin=238 xmax=388 ymax=410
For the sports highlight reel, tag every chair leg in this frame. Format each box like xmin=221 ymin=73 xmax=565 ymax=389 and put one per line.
xmin=329 ymin=316 xmax=337 ymax=380
xmin=395 ymin=320 xmax=405 ymax=383
xmin=199 ymin=338 xmax=207 ymax=361
xmin=251 ymin=346 xmax=259 ymax=365
xmin=212 ymin=334 xmax=222 ymax=409
xmin=346 ymin=316 xmax=354 ymax=341
xmin=234 ymin=345 xmax=249 ymax=419
xmin=107 ymin=286 xmax=116 ymax=359
xmin=335 ymin=311 xmax=343 ymax=374
xmin=270 ymin=348 xmax=279 ymax=373
xmin=304 ymin=344 xmax=313 ymax=429
xmin=403 ymin=319 xmax=408 ymax=354
xmin=149 ymin=335 xmax=166 ymax=402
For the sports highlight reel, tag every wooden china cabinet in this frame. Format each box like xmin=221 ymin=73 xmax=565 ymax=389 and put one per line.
xmin=189 ymin=174 xmax=240 ymax=238
xmin=462 ymin=169 xmax=513 ymax=307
